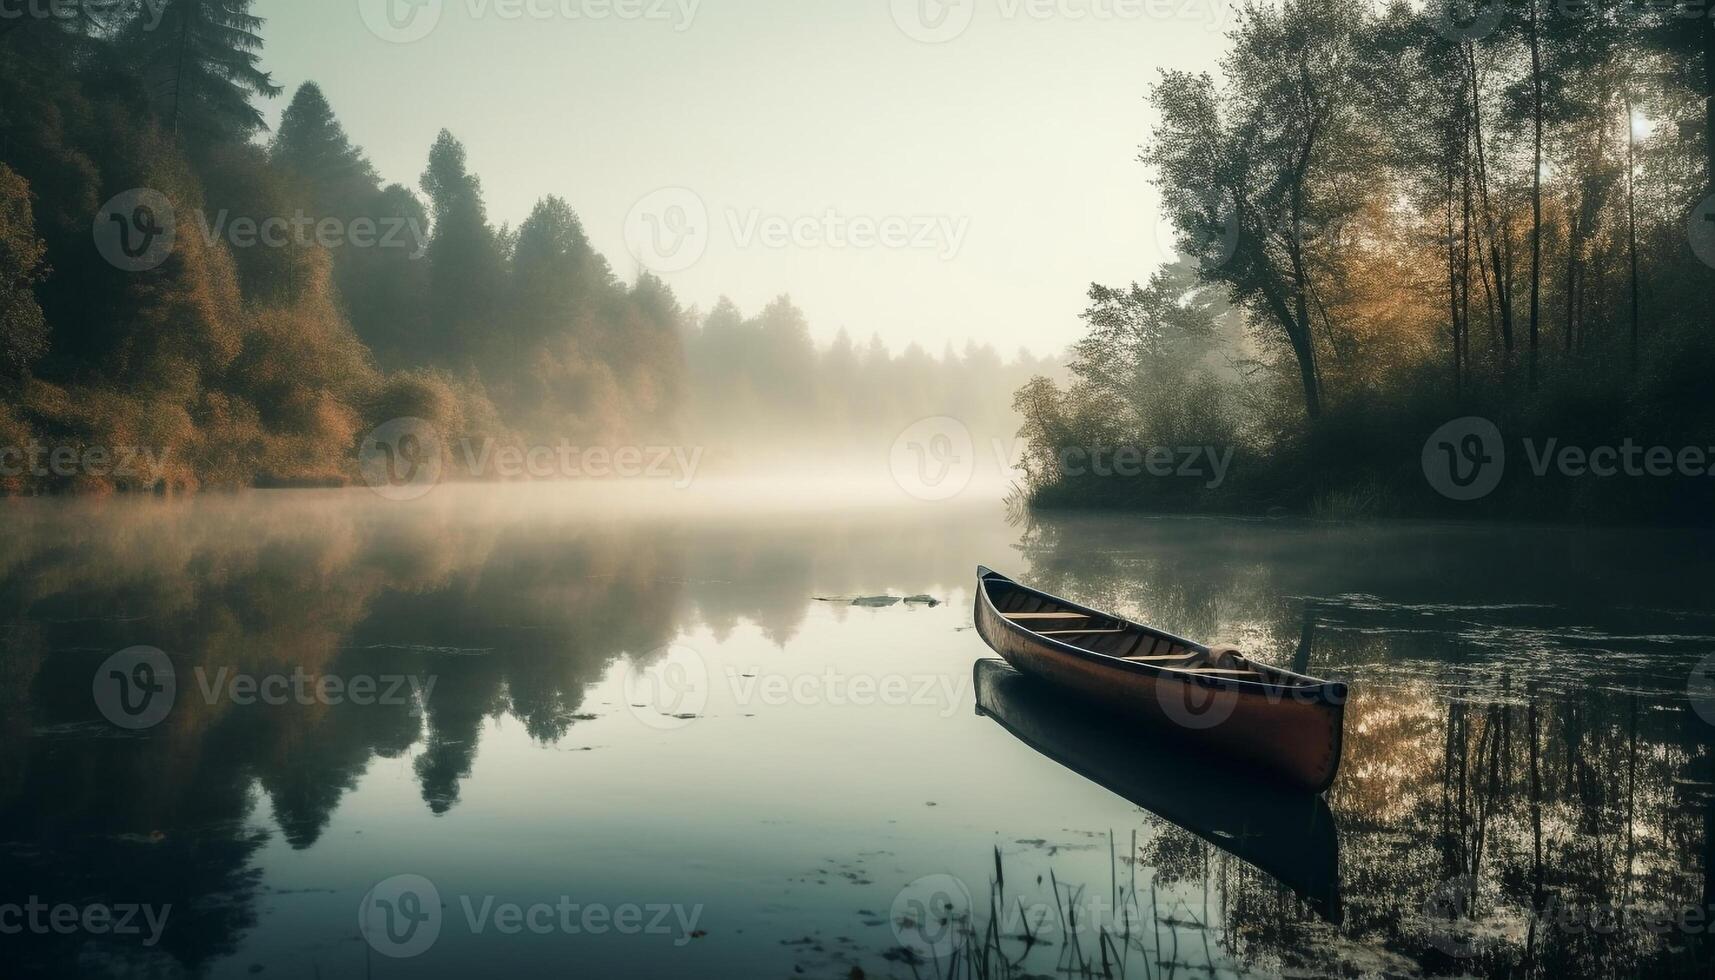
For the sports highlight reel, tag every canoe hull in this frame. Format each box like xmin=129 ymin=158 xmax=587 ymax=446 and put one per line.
xmin=974 ymin=569 xmax=1345 ymax=793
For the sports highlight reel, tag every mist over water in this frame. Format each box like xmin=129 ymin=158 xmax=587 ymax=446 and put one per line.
xmin=3 ymin=487 xmax=1713 ymax=977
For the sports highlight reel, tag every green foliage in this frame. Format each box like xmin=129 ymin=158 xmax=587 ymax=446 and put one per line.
xmin=0 ymin=23 xmax=683 ymax=493
xmin=269 ymin=84 xmax=431 ymax=362
xmin=0 ymin=164 xmax=48 ymax=379
xmin=420 ymin=129 xmax=506 ymax=363
xmin=1026 ymin=0 xmax=1715 ymax=523
xmin=269 ymin=82 xmax=380 ymax=214
xmin=1014 ymin=261 xmax=1248 ymax=510
xmin=120 ymin=0 xmax=283 ymax=142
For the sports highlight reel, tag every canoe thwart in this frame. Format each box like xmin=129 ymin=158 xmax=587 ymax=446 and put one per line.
xmin=1157 ymin=667 xmax=1264 ymax=676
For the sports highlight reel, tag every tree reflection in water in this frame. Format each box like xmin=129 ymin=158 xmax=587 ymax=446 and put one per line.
xmin=1004 ymin=515 xmax=1715 ymax=978
xmin=0 ymin=494 xmax=1710 ymax=977
xmin=0 ymin=489 xmax=1020 ymax=976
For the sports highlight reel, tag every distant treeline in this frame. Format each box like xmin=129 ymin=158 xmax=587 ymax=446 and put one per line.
xmin=1015 ymin=0 xmax=1715 ymax=523
xmin=0 ymin=4 xmax=1043 ymax=494
xmin=683 ymin=294 xmax=1054 ymax=468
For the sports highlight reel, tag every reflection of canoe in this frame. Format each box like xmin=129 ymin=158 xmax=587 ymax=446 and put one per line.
xmin=974 ymin=566 xmax=1346 ymax=793
xmin=974 ymin=658 xmax=1342 ymax=923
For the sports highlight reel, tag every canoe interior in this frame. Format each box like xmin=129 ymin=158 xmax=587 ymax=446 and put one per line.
xmin=982 ymin=573 xmax=1316 ymax=688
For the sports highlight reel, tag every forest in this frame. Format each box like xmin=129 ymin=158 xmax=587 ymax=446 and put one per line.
xmin=6 ymin=1 xmax=1713 ymax=522
xmin=0 ymin=2 xmax=1035 ymax=494
xmin=1014 ymin=0 xmax=1715 ymax=523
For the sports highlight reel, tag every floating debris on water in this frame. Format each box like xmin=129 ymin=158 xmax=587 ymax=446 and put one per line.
xmin=812 ymin=594 xmax=942 ymax=608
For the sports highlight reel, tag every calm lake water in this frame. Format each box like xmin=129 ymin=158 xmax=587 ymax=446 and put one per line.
xmin=3 ymin=484 xmax=1713 ymax=978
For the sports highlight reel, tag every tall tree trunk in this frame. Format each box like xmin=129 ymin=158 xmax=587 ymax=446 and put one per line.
xmin=1446 ymin=156 xmax=1464 ymax=393
xmin=1528 ymin=1 xmax=1543 ymax=389
xmin=1256 ymin=271 xmax=1322 ymax=420
xmin=170 ymin=0 xmax=195 ymax=136
xmin=1566 ymin=205 xmax=1580 ymax=353
xmin=1626 ymin=92 xmax=1641 ymax=373
xmin=1580 ymin=252 xmax=1594 ymax=355
xmin=1280 ymin=81 xmax=1324 ymax=422
xmin=1467 ymin=44 xmax=1514 ymax=359
xmin=1235 ymin=184 xmax=1322 ymax=421
xmin=1463 ymin=133 xmax=1478 ymax=370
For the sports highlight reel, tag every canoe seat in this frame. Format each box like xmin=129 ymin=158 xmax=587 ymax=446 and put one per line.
xmin=1204 ymin=644 xmax=1245 ymax=668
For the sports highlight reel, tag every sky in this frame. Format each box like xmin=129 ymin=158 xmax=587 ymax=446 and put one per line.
xmin=254 ymin=0 xmax=1236 ymax=358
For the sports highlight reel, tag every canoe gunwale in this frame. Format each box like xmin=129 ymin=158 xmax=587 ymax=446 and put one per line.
xmin=975 ymin=565 xmax=1348 ymax=707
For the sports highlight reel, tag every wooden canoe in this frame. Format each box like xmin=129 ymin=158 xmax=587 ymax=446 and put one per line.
xmin=973 ymin=566 xmax=1346 ymax=793
xmin=974 ymin=658 xmax=1342 ymax=922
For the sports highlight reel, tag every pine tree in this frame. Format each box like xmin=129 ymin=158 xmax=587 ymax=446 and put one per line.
xmin=270 ymin=83 xmax=380 ymax=216
xmin=510 ymin=195 xmax=610 ymax=345
xmin=420 ymin=130 xmax=504 ymax=362
xmin=123 ymin=0 xmax=282 ymax=141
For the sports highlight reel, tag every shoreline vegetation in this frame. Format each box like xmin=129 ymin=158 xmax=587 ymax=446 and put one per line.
xmin=3 ymin=2 xmax=1712 ymax=527
xmin=0 ymin=7 xmax=1042 ymax=498
xmin=1012 ymin=0 xmax=1715 ymax=526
